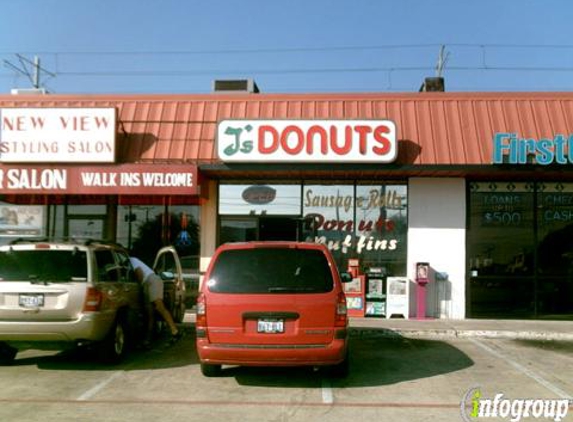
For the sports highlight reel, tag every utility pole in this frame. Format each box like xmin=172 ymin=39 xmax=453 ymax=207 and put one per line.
xmin=3 ymin=54 xmax=55 ymax=90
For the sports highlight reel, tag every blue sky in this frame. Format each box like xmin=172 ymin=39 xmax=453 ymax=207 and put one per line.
xmin=1 ymin=0 xmax=573 ymax=94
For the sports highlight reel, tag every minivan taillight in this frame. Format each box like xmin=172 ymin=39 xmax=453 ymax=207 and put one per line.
xmin=83 ymin=287 xmax=103 ymax=312
xmin=196 ymin=293 xmax=207 ymax=327
xmin=335 ymin=291 xmax=348 ymax=327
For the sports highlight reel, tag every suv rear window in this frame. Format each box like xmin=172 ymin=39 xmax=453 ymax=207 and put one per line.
xmin=0 ymin=250 xmax=88 ymax=282
xmin=208 ymin=247 xmax=333 ymax=294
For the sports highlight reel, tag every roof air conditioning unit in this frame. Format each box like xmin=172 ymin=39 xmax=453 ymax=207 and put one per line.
xmin=10 ymin=88 xmax=47 ymax=95
xmin=420 ymin=77 xmax=445 ymax=92
xmin=212 ymin=79 xmax=259 ymax=94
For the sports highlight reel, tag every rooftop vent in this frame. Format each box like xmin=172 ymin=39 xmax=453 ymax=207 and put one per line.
xmin=10 ymin=88 xmax=47 ymax=95
xmin=212 ymin=79 xmax=259 ymax=94
xmin=419 ymin=77 xmax=445 ymax=92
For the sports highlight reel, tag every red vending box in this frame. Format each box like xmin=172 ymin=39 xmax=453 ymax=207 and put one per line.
xmin=345 ymin=259 xmax=365 ymax=317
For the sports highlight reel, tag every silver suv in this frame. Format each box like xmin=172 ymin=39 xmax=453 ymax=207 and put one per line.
xmin=0 ymin=239 xmax=145 ymax=363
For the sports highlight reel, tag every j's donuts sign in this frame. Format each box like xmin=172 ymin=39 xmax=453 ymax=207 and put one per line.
xmin=217 ymin=119 xmax=397 ymax=163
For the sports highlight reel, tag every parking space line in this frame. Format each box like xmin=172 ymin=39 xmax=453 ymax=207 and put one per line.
xmin=321 ymin=379 xmax=333 ymax=404
xmin=469 ymin=338 xmax=572 ymax=400
xmin=76 ymin=371 xmax=124 ymax=401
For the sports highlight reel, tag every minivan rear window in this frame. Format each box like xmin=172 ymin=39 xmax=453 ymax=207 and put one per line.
xmin=0 ymin=250 xmax=88 ymax=282
xmin=208 ymin=247 xmax=333 ymax=294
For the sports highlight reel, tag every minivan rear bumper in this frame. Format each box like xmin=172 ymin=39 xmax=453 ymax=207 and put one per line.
xmin=197 ymin=336 xmax=348 ymax=367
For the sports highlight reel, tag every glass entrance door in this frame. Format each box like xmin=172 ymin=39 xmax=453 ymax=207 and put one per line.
xmin=219 ymin=218 xmax=258 ymax=244
xmin=259 ymin=217 xmax=299 ymax=241
xmin=219 ymin=216 xmax=300 ymax=244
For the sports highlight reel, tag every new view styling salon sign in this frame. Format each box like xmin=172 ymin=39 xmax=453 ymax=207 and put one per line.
xmin=0 ymin=108 xmax=116 ymax=163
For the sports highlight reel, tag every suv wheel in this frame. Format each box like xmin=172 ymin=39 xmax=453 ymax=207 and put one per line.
xmin=0 ymin=342 xmax=17 ymax=365
xmin=200 ymin=363 xmax=222 ymax=377
xmin=101 ymin=316 xmax=128 ymax=363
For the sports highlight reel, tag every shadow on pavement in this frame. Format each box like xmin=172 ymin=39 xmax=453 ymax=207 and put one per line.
xmin=232 ymin=328 xmax=474 ymax=388
xmin=7 ymin=326 xmax=474 ymax=387
xmin=8 ymin=325 xmax=199 ymax=371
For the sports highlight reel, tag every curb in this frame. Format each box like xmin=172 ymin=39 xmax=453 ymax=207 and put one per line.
xmin=454 ymin=330 xmax=573 ymax=341
xmin=184 ymin=312 xmax=572 ymax=342
xmin=349 ymin=326 xmax=573 ymax=341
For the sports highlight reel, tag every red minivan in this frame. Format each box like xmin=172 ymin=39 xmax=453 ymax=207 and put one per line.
xmin=196 ymin=242 xmax=350 ymax=377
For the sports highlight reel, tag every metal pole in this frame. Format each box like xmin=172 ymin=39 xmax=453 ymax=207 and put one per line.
xmin=127 ymin=205 xmax=132 ymax=250
xmin=33 ymin=56 xmax=40 ymax=89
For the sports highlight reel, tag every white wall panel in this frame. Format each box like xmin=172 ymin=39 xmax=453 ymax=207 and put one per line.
xmin=408 ymin=178 xmax=466 ymax=319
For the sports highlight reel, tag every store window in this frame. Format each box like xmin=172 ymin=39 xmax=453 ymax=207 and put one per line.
xmin=66 ymin=204 xmax=107 ymax=238
xmin=536 ymin=183 xmax=573 ymax=315
xmin=117 ymin=205 xmax=163 ymax=252
xmin=301 ymin=182 xmax=408 ymax=276
xmin=0 ymin=201 xmax=109 ymax=246
xmin=67 ymin=205 xmax=107 ymax=215
xmin=468 ymin=182 xmax=573 ymax=318
xmin=469 ymin=182 xmax=535 ymax=276
xmin=219 ymin=183 xmax=301 ymax=216
xmin=0 ymin=202 xmax=44 ymax=245
xmin=355 ymin=184 xmax=408 ymax=275
xmin=217 ymin=181 xmax=408 ymax=276
xmin=120 ymin=204 xmax=200 ymax=268
xmin=468 ymin=182 xmax=535 ymax=317
xmin=302 ymin=183 xmax=354 ymax=268
xmin=218 ymin=183 xmax=302 ymax=245
xmin=0 ymin=197 xmax=201 ymax=278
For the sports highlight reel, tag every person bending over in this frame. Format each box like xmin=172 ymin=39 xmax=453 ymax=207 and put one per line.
xmin=130 ymin=256 xmax=183 ymax=346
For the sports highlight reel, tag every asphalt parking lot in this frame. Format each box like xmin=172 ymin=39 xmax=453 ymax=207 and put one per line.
xmin=0 ymin=316 xmax=572 ymax=422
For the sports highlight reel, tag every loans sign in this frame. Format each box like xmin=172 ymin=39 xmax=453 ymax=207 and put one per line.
xmin=217 ymin=120 xmax=397 ymax=163
xmin=0 ymin=108 xmax=116 ymax=163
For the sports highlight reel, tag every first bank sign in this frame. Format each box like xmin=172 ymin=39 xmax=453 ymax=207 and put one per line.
xmin=217 ymin=120 xmax=397 ymax=163
xmin=493 ymin=133 xmax=573 ymax=165
xmin=0 ymin=108 xmax=116 ymax=163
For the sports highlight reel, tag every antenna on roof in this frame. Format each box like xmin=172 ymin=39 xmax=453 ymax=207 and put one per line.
xmin=419 ymin=45 xmax=449 ymax=92
xmin=435 ymin=44 xmax=450 ymax=78
xmin=4 ymin=54 xmax=55 ymax=93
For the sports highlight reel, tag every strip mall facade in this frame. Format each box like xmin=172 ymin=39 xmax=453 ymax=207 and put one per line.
xmin=1 ymin=91 xmax=573 ymax=320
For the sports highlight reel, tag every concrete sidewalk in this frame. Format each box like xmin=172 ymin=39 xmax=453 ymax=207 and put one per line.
xmin=184 ymin=310 xmax=572 ymax=341
xmin=349 ymin=317 xmax=573 ymax=341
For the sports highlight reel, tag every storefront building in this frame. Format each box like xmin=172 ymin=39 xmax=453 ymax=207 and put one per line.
xmin=1 ymin=91 xmax=573 ymax=320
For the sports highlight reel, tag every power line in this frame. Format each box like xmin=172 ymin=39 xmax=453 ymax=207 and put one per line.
xmin=3 ymin=54 xmax=56 ymax=89
xmin=0 ymin=65 xmax=570 ymax=79
xmin=3 ymin=42 xmax=573 ymax=56
xmin=3 ymin=43 xmax=573 ymax=81
xmin=53 ymin=66 xmax=432 ymax=76
xmin=4 ymin=43 xmax=573 ymax=93
xmin=0 ymin=44 xmax=446 ymax=56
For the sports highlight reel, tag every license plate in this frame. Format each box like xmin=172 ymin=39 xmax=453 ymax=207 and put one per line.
xmin=19 ymin=294 xmax=45 ymax=308
xmin=257 ymin=319 xmax=284 ymax=334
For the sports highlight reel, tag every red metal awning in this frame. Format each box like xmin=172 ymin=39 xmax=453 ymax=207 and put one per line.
xmin=2 ymin=91 xmax=573 ymax=169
